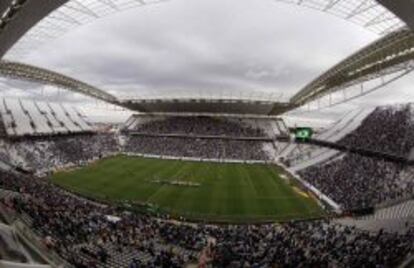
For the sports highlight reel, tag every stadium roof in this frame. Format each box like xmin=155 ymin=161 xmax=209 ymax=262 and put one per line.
xmin=0 ymin=60 xmax=118 ymax=103
xmin=274 ymin=0 xmax=404 ymax=35
xmin=0 ymin=0 xmax=413 ymax=115
xmin=0 ymin=0 xmax=407 ymax=60
xmin=0 ymin=0 xmax=167 ymax=59
xmin=291 ymin=28 xmax=414 ymax=106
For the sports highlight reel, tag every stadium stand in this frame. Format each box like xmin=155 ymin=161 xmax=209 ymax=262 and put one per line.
xmin=62 ymin=104 xmax=93 ymax=132
xmin=4 ymin=98 xmax=34 ymax=136
xmin=0 ymin=100 xmax=413 ymax=267
xmin=20 ymin=99 xmax=53 ymax=135
xmin=0 ymin=98 xmax=119 ymax=175
xmin=123 ymin=115 xmax=281 ymax=161
xmin=360 ymin=199 xmax=414 ymax=221
xmin=124 ymin=115 xmax=280 ymax=137
xmin=280 ymin=108 xmax=375 ymax=170
xmin=48 ymin=103 xmax=81 ymax=133
xmin=125 ymin=136 xmax=270 ymax=161
xmin=6 ymin=134 xmax=119 ymax=174
xmin=0 ymin=139 xmax=13 ymax=165
xmin=0 ymin=168 xmax=413 ymax=267
xmin=123 ymin=115 xmax=137 ymax=131
xmin=0 ymin=0 xmax=414 ymax=265
xmin=35 ymin=101 xmax=68 ymax=134
xmin=0 ymin=98 xmax=96 ymax=137
xmin=334 ymin=200 xmax=414 ymax=233
xmin=298 ymin=105 xmax=414 ymax=211
xmin=338 ymin=105 xmax=414 ymax=156
xmin=0 ymin=99 xmax=17 ymax=136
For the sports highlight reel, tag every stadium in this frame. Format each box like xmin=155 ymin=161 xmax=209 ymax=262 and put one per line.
xmin=0 ymin=0 xmax=413 ymax=267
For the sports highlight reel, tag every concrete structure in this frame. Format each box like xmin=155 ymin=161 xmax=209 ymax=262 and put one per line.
xmin=0 ymin=0 xmax=413 ymax=115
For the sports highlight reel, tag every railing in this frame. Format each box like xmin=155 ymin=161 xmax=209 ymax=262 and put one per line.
xmin=12 ymin=220 xmax=73 ymax=268
xmin=399 ymin=254 xmax=414 ymax=268
xmin=297 ymin=138 xmax=409 ymax=165
xmin=280 ymin=164 xmax=342 ymax=213
xmin=123 ymin=152 xmax=272 ymax=165
xmin=128 ymin=132 xmax=277 ymax=141
xmin=0 ymin=200 xmax=17 ymax=224
xmin=375 ymin=196 xmax=414 ymax=210
xmin=0 ymin=202 xmax=72 ymax=268
xmin=0 ymin=260 xmax=51 ymax=268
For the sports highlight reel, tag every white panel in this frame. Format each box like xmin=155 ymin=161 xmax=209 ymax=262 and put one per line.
xmin=0 ymin=98 xmax=15 ymax=136
xmin=21 ymin=99 xmax=53 ymax=134
xmin=278 ymin=143 xmax=297 ymax=158
xmin=36 ymin=101 xmax=68 ymax=133
xmin=5 ymin=99 xmax=34 ymax=136
xmin=316 ymin=109 xmax=361 ymax=141
xmin=123 ymin=115 xmax=136 ymax=129
xmin=271 ymin=121 xmax=281 ymax=135
xmin=49 ymin=103 xmax=81 ymax=132
xmin=63 ymin=104 xmax=92 ymax=131
xmin=291 ymin=151 xmax=342 ymax=171
xmin=73 ymin=107 xmax=93 ymax=130
xmin=276 ymin=120 xmax=288 ymax=135
xmin=326 ymin=108 xmax=375 ymax=142
xmin=128 ymin=118 xmax=140 ymax=130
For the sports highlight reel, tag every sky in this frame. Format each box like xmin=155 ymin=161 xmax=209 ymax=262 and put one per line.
xmin=1 ymin=0 xmax=413 ymax=123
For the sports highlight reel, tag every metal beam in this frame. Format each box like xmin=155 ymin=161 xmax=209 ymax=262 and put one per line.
xmin=290 ymin=28 xmax=414 ymax=106
xmin=323 ymin=0 xmax=341 ymax=11
xmin=97 ymin=0 xmax=119 ymax=10
xmin=64 ymin=1 xmax=99 ymax=18
xmin=274 ymin=0 xmax=405 ymax=35
xmin=0 ymin=60 xmax=119 ymax=104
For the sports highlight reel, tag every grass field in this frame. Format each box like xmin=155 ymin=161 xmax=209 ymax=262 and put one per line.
xmin=51 ymin=156 xmax=324 ymax=223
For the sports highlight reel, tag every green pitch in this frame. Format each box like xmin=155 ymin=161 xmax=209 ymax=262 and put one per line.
xmin=52 ymin=156 xmax=324 ymax=223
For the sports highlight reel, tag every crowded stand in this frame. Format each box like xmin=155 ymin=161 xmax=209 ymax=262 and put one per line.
xmin=125 ymin=116 xmax=269 ymax=137
xmin=0 ymin=103 xmax=413 ymax=266
xmin=298 ymin=105 xmax=414 ymax=211
xmin=279 ymin=108 xmax=375 ymax=170
xmin=338 ymin=105 xmax=414 ymax=157
xmin=299 ymin=154 xmax=414 ymax=210
xmin=0 ymin=98 xmax=119 ymax=174
xmin=10 ymin=133 xmax=119 ymax=173
xmin=0 ymin=133 xmax=119 ymax=175
xmin=123 ymin=116 xmax=276 ymax=161
xmin=0 ymin=169 xmax=413 ymax=267
xmin=125 ymin=136 xmax=270 ymax=161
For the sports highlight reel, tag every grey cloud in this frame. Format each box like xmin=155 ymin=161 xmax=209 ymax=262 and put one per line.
xmin=21 ymin=0 xmax=375 ymax=98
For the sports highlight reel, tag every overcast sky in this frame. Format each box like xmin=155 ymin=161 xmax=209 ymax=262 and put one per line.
xmin=1 ymin=0 xmax=414 ymax=123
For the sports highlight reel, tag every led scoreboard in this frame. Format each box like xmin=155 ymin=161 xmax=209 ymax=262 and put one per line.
xmin=294 ymin=127 xmax=313 ymax=142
